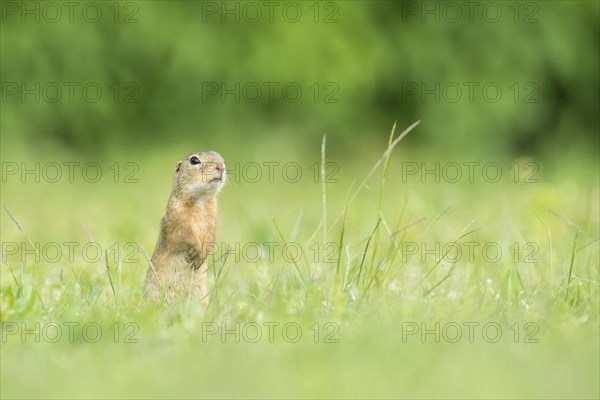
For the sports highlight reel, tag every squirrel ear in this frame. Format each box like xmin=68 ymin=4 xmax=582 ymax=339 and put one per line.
xmin=175 ymin=161 xmax=182 ymax=173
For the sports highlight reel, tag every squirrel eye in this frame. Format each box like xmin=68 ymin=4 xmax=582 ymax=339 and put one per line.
xmin=190 ymin=156 xmax=201 ymax=165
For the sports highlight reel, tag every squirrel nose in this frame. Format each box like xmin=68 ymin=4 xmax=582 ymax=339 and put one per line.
xmin=216 ymin=162 xmax=225 ymax=173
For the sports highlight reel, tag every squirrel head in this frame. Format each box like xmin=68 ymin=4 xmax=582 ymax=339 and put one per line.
xmin=172 ymin=151 xmax=226 ymax=202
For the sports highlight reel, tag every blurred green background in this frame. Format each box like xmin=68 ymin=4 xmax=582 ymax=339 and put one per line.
xmin=1 ymin=1 xmax=599 ymax=399
xmin=1 ymin=0 xmax=598 ymax=158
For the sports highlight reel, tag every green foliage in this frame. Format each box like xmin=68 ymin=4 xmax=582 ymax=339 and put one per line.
xmin=1 ymin=1 xmax=598 ymax=155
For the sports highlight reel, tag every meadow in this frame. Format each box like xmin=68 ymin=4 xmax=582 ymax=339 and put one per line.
xmin=1 ymin=122 xmax=598 ymax=399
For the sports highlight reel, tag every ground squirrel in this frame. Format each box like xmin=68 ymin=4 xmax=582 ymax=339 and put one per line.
xmin=144 ymin=151 xmax=226 ymax=305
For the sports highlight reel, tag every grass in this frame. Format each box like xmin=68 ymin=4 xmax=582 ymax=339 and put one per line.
xmin=1 ymin=122 xmax=599 ymax=399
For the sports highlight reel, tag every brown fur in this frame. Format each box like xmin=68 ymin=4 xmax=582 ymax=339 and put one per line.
xmin=144 ymin=151 xmax=226 ymax=305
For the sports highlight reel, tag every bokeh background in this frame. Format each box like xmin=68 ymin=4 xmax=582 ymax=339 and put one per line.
xmin=1 ymin=2 xmax=599 ymax=399
xmin=1 ymin=0 xmax=598 ymax=158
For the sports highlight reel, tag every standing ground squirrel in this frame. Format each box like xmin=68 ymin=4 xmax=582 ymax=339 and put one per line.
xmin=144 ymin=151 xmax=226 ymax=305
